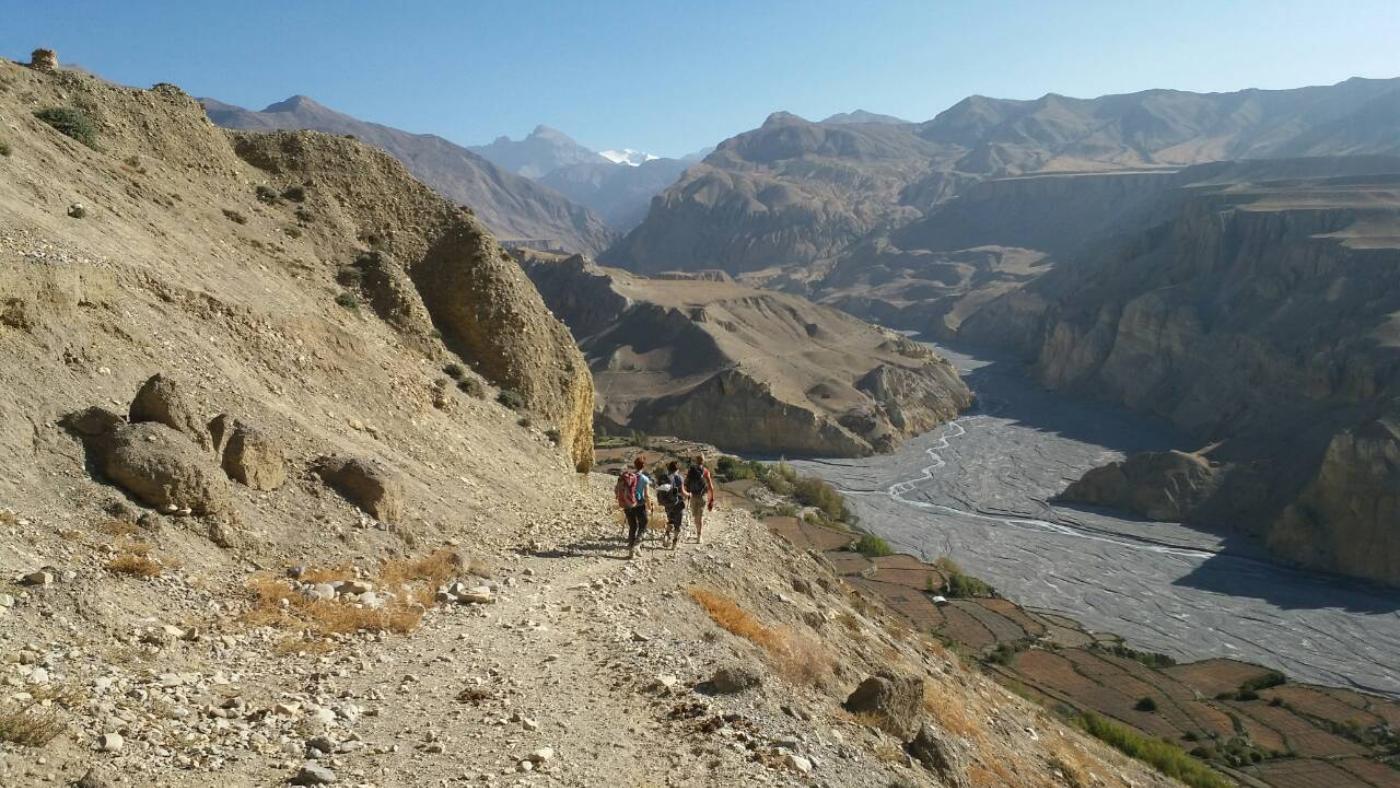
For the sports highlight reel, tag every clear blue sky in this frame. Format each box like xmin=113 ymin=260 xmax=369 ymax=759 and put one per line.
xmin=4 ymin=1 xmax=1398 ymax=156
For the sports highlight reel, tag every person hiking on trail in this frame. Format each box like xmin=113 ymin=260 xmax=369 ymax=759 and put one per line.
xmin=614 ymin=456 xmax=653 ymax=559
xmin=685 ymin=453 xmax=715 ymax=543
xmin=657 ymin=460 xmax=689 ymax=550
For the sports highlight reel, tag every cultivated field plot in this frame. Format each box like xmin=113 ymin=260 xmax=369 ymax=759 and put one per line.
xmin=1246 ymin=757 xmax=1378 ymax=788
xmin=1010 ymin=649 xmax=1183 ymax=738
xmin=1321 ymin=686 xmax=1400 ymax=729
xmin=937 ymin=601 xmax=998 ymax=651
xmin=823 ymin=550 xmax=876 ymax=576
xmin=951 ymin=599 xmax=1027 ymax=644
xmin=1335 ymin=757 xmax=1400 ymax=788
xmin=869 ymin=565 xmax=947 ymax=590
xmin=766 ymin=515 xmax=852 ymax=551
xmin=847 ymin=578 xmax=945 ymax=631
xmin=1261 ymin=684 xmax=1384 ymax=728
xmin=975 ymin=598 xmax=1046 ymax=638
xmin=1060 ymin=650 xmax=1205 ymax=736
xmin=1164 ymin=658 xmax=1282 ymax=698
xmin=1227 ymin=701 xmax=1367 ymax=757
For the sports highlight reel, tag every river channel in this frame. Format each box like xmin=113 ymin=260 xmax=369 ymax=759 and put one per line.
xmin=789 ymin=344 xmax=1400 ymax=697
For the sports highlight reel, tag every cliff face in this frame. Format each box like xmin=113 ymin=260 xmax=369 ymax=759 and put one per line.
xmin=523 ymin=257 xmax=972 ymax=456
xmin=1270 ymin=418 xmax=1400 ymax=586
xmin=962 ymin=158 xmax=1400 ymax=583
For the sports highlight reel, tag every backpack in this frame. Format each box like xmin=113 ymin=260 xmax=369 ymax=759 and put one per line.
xmin=657 ymin=483 xmax=679 ymax=509
xmin=615 ymin=470 xmax=639 ymax=509
xmin=685 ymin=466 xmax=709 ymax=496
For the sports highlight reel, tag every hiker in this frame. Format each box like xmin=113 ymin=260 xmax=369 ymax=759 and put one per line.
xmin=658 ymin=460 xmax=689 ymax=549
xmin=614 ymin=456 xmax=653 ymax=559
xmin=685 ymin=453 xmax=716 ymax=543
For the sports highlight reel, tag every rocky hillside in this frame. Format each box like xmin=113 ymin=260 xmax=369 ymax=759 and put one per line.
xmin=0 ymin=56 xmax=1170 ymax=788
xmin=522 ymin=255 xmax=972 ymax=456
xmin=203 ymin=96 xmax=617 ymax=255
xmin=607 ymin=77 xmax=1400 ymax=277
xmin=960 ymin=157 xmax=1400 ymax=586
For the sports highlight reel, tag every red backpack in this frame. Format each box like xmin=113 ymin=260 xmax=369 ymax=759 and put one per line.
xmin=614 ymin=470 xmax=639 ymax=509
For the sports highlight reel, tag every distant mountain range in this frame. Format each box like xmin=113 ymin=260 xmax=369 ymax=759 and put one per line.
xmin=605 ymin=77 xmax=1400 ymax=275
xmin=466 ymin=127 xmax=697 ymax=231
xmin=202 ymin=96 xmax=617 ymax=254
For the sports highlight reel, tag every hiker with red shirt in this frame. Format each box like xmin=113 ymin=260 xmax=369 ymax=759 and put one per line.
xmin=614 ymin=456 xmax=653 ymax=559
xmin=685 ymin=453 xmax=715 ymax=543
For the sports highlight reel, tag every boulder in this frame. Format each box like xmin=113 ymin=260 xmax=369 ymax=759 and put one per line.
xmin=102 ymin=423 xmax=232 ymax=515
xmin=709 ymin=663 xmax=763 ymax=694
xmin=129 ymin=374 xmax=210 ymax=448
xmin=906 ymin=723 xmax=970 ymax=788
xmin=209 ymin=415 xmax=286 ymax=490
xmin=843 ymin=669 xmax=924 ymax=738
xmin=313 ymin=456 xmax=404 ymax=524
xmin=1057 ymin=449 xmax=1217 ymax=522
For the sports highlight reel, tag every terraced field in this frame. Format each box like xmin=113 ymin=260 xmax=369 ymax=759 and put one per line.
xmin=763 ymin=514 xmax=1400 ymax=788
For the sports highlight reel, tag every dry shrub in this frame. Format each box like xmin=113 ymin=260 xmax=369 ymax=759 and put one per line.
xmin=96 ymin=519 xmax=138 ymax=537
xmin=379 ymin=547 xmax=459 ymax=586
xmin=299 ymin=563 xmax=355 ymax=583
xmin=688 ymin=587 xmax=833 ymax=687
xmin=107 ymin=551 xmax=161 ymax=578
xmin=0 ymin=510 xmax=17 ymax=526
xmin=0 ymin=703 xmax=65 ymax=747
xmin=241 ymin=549 xmax=460 ymax=646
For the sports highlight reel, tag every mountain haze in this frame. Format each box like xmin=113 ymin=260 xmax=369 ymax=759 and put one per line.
xmin=467 ymin=124 xmax=609 ymax=178
xmin=203 ymin=96 xmax=617 ymax=254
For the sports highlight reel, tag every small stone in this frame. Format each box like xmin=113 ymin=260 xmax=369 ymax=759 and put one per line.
xmin=455 ymin=586 xmax=493 ymax=604
xmin=290 ymin=762 xmax=337 ymax=785
xmin=782 ymin=754 xmax=812 ymax=774
xmin=98 ymin=732 xmax=124 ymax=752
xmin=0 ymin=594 xmax=15 ymax=608
xmin=75 ymin=768 xmax=110 ymax=788
xmin=67 ymin=203 xmax=86 ymax=219
xmin=305 ymin=736 xmax=335 ymax=754
xmin=335 ymin=579 xmax=373 ymax=596
xmin=528 ymin=747 xmax=554 ymax=763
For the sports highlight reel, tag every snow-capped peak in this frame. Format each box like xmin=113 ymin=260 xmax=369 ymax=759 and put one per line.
xmin=599 ymin=148 xmax=660 ymax=166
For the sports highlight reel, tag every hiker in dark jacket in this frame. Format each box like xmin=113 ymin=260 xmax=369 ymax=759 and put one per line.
xmin=659 ymin=460 xmax=689 ymax=549
xmin=685 ymin=454 xmax=716 ymax=544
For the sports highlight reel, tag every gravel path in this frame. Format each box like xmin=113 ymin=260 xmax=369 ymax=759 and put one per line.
xmin=792 ymin=344 xmax=1400 ymax=697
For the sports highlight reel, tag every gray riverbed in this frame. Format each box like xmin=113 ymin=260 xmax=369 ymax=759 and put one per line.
xmin=789 ymin=344 xmax=1400 ymax=697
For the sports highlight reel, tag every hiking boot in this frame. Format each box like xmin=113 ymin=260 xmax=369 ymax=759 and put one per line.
xmin=628 ymin=546 xmax=637 ymax=560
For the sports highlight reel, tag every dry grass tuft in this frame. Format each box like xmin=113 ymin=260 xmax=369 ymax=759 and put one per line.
xmin=299 ymin=563 xmax=356 ymax=583
xmin=0 ymin=510 xmax=17 ymax=527
xmin=379 ymin=547 xmax=459 ymax=586
xmin=923 ymin=680 xmax=982 ymax=739
xmin=687 ymin=586 xmax=833 ymax=687
xmin=95 ymin=518 xmax=138 ymax=537
xmin=241 ymin=549 xmax=462 ymax=647
xmin=0 ymin=703 xmax=65 ymax=747
xmin=107 ymin=550 xmax=162 ymax=578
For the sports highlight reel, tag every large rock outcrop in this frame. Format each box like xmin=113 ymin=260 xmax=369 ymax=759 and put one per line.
xmin=313 ymin=456 xmax=405 ymax=525
xmin=523 ymin=256 xmax=971 ymax=457
xmin=1058 ymin=450 xmax=1219 ymax=522
xmin=103 ymin=423 xmax=233 ymax=516
xmin=1269 ymin=419 xmax=1400 ymax=585
xmin=229 ymin=131 xmax=596 ymax=471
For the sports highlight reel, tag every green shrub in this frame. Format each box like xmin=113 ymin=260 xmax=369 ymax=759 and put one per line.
xmin=34 ymin=106 xmax=98 ymax=148
xmin=793 ymin=475 xmax=845 ymax=520
xmin=517 ymin=416 xmax=532 ymax=428
xmin=1135 ymin=696 xmax=1158 ymax=712
xmin=255 ymin=185 xmax=280 ymax=204
xmin=443 ymin=363 xmax=465 ymax=379
xmin=1239 ymin=671 xmax=1286 ymax=694
xmin=854 ymin=533 xmax=893 ymax=557
xmin=0 ymin=140 xmax=11 ymax=156
xmin=1093 ymin=642 xmax=1177 ymax=668
xmin=282 ymin=185 xmax=307 ymax=202
xmin=283 ymin=226 xmax=302 ymax=239
xmin=222 ymin=208 xmax=247 ymax=224
xmin=497 ymin=389 xmax=526 ymax=411
xmin=545 ymin=428 xmax=561 ymax=445
xmin=295 ymin=207 xmax=315 ymax=223
xmin=1078 ymin=713 xmax=1230 ymax=788
xmin=457 ymin=377 xmax=485 ymax=398
xmin=334 ymin=292 xmax=358 ymax=310
xmin=933 ymin=557 xmax=996 ymax=598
